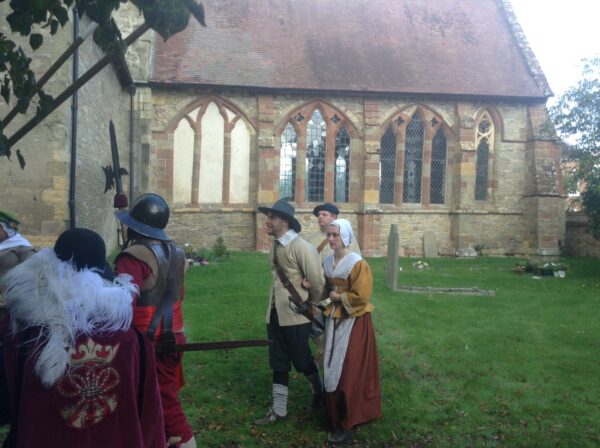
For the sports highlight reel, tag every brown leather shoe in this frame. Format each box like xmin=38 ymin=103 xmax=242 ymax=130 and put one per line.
xmin=328 ymin=429 xmax=354 ymax=445
xmin=254 ymin=407 xmax=285 ymax=425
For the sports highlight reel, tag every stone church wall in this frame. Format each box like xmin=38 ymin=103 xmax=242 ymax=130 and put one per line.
xmin=74 ymin=16 xmax=131 ymax=252
xmin=141 ymin=86 xmax=563 ymax=257
xmin=0 ymin=8 xmax=131 ymax=250
xmin=168 ymin=209 xmax=256 ymax=251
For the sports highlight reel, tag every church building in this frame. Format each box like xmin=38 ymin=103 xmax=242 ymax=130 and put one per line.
xmin=0 ymin=0 xmax=565 ymax=256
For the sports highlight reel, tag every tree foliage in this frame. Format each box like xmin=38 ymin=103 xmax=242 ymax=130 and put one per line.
xmin=551 ymin=58 xmax=600 ymax=238
xmin=0 ymin=0 xmax=204 ymax=161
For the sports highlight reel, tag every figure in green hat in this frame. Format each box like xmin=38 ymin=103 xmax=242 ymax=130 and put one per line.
xmin=0 ymin=209 xmax=35 ymax=282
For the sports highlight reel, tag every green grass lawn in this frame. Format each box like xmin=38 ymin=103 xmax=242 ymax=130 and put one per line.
xmin=2 ymin=254 xmax=600 ymax=447
xmin=180 ymin=254 xmax=600 ymax=447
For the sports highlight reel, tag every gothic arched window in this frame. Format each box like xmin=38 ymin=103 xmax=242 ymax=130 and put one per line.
xmin=378 ymin=108 xmax=449 ymax=207
xmin=475 ymin=112 xmax=494 ymax=201
xmin=403 ymin=113 xmax=424 ymax=203
xmin=173 ymin=117 xmax=195 ymax=204
xmin=279 ymin=123 xmax=297 ymax=201
xmin=171 ymin=98 xmax=254 ymax=205
xmin=430 ymin=128 xmax=447 ymax=204
xmin=278 ymin=104 xmax=354 ymax=204
xmin=379 ymin=126 xmax=397 ymax=204
xmin=335 ymin=126 xmax=350 ymax=203
xmin=305 ymin=109 xmax=327 ymax=202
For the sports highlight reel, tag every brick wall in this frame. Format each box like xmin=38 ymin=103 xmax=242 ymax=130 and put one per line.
xmin=168 ymin=209 xmax=257 ymax=251
xmin=563 ymin=212 xmax=600 ymax=257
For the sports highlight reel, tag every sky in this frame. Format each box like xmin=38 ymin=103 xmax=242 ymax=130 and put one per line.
xmin=510 ymin=0 xmax=600 ymax=98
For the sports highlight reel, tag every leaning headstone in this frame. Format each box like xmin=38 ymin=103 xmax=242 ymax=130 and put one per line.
xmin=386 ymin=224 xmax=399 ymax=290
xmin=423 ymin=231 xmax=439 ymax=258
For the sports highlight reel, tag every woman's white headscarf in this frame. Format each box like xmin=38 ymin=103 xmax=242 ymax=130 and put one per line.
xmin=329 ymin=218 xmax=354 ymax=247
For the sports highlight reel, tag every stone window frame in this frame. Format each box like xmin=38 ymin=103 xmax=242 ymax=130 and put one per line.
xmin=377 ymin=105 xmax=452 ymax=208
xmin=274 ymin=101 xmax=359 ymax=207
xmin=164 ymin=95 xmax=257 ymax=207
xmin=474 ymin=109 xmax=501 ymax=202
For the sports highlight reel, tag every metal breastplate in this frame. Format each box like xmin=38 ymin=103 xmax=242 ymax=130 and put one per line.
xmin=135 ymin=241 xmax=184 ymax=308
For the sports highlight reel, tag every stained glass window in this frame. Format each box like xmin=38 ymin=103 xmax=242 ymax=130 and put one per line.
xmin=279 ymin=123 xmax=297 ymax=201
xmin=379 ymin=126 xmax=397 ymax=204
xmin=403 ymin=113 xmax=424 ymax=203
xmin=475 ymin=113 xmax=494 ymax=201
xmin=430 ymin=128 xmax=447 ymax=204
xmin=335 ymin=127 xmax=350 ymax=203
xmin=305 ymin=110 xmax=327 ymax=202
xmin=475 ymin=140 xmax=489 ymax=200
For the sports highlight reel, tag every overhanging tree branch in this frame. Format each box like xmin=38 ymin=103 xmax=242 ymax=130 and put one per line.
xmin=1 ymin=21 xmax=98 ymax=130
xmin=0 ymin=0 xmax=206 ymax=163
xmin=7 ymin=22 xmax=150 ymax=149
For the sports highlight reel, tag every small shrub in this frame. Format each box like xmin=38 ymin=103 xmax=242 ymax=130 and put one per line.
xmin=196 ymin=247 xmax=214 ymax=261
xmin=212 ymin=237 xmax=230 ymax=261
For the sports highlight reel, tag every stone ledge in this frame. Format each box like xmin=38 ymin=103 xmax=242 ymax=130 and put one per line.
xmin=173 ymin=207 xmax=256 ymax=213
xmin=395 ymin=285 xmax=496 ymax=297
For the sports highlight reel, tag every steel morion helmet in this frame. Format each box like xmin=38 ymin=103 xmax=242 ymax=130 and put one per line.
xmin=115 ymin=193 xmax=170 ymax=241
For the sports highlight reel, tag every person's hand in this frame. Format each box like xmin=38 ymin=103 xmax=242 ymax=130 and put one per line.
xmin=301 ymin=278 xmax=311 ymax=289
xmin=329 ymin=291 xmax=341 ymax=302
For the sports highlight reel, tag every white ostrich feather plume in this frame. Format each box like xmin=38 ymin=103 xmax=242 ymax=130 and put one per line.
xmin=0 ymin=247 xmax=136 ymax=386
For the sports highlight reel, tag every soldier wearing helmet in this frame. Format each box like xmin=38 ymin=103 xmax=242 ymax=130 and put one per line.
xmin=114 ymin=193 xmax=196 ymax=448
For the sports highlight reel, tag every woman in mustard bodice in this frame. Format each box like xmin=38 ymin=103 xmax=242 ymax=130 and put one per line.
xmin=321 ymin=219 xmax=381 ymax=445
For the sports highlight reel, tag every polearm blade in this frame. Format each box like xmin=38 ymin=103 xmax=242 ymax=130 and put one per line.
xmin=157 ymin=339 xmax=271 ymax=354
xmin=109 ymin=120 xmax=123 ymax=194
xmin=109 ymin=120 xmax=128 ymax=247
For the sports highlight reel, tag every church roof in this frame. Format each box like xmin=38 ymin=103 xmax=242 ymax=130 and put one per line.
xmin=150 ymin=0 xmax=551 ymax=99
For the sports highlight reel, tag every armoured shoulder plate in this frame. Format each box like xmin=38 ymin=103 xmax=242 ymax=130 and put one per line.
xmin=134 ymin=240 xmax=184 ymax=308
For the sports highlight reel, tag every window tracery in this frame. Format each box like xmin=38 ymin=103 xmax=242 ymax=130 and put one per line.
xmin=475 ymin=112 xmax=494 ymax=201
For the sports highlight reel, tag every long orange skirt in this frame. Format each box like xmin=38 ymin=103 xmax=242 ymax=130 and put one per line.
xmin=325 ymin=312 xmax=382 ymax=431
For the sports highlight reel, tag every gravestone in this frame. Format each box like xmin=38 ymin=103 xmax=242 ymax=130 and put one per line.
xmin=455 ymin=247 xmax=478 ymax=257
xmin=423 ymin=231 xmax=439 ymax=258
xmin=386 ymin=224 xmax=399 ymax=289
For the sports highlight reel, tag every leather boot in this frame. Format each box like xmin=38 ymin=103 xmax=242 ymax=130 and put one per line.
xmin=306 ymin=371 xmax=324 ymax=412
xmin=328 ymin=429 xmax=354 ymax=445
